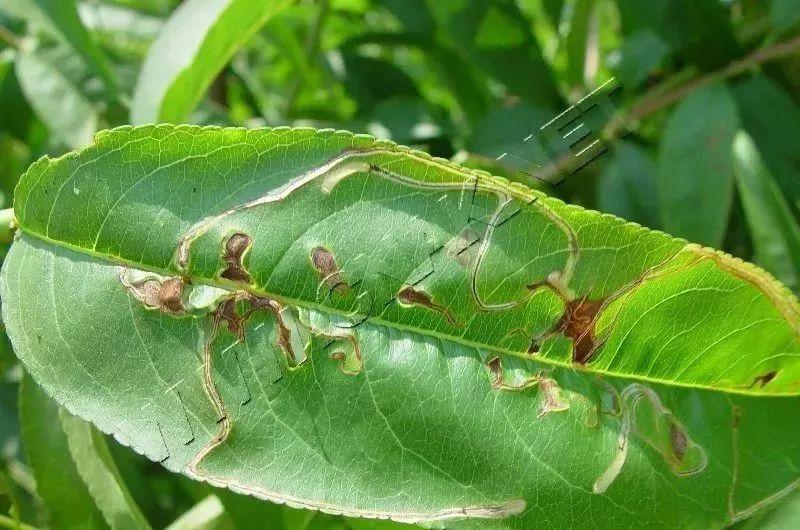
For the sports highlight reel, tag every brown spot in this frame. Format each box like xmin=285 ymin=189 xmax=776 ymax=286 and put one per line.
xmin=488 ymin=357 xmax=504 ymax=389
xmin=311 ymin=247 xmax=348 ymax=295
xmin=751 ymin=370 xmax=778 ymax=388
xmin=555 ymin=296 xmax=605 ymax=365
xmin=211 ymin=293 xmax=299 ymax=364
xmin=121 ymin=271 xmax=186 ymax=315
xmin=220 ymin=233 xmax=252 ymax=283
xmin=397 ymin=286 xmax=461 ymax=327
xmin=669 ymin=422 xmax=688 ymax=460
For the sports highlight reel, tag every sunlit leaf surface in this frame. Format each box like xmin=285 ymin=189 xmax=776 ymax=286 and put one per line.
xmin=2 ymin=125 xmax=800 ymax=529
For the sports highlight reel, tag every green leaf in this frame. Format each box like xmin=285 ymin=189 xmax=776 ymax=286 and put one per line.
xmin=656 ymin=83 xmax=739 ymax=247
xmin=732 ymin=131 xmax=800 ymax=294
xmin=131 ymin=0 xmax=292 ymax=124
xmin=770 ymin=0 xmax=800 ymax=33
xmin=60 ymin=411 xmax=152 ymax=530
xmin=2 ymin=0 xmax=117 ymax=96
xmin=610 ymin=30 xmax=669 ymax=88
xmin=15 ymin=44 xmax=98 ymax=149
xmin=19 ymin=373 xmax=108 ymax=530
xmin=2 ymin=125 xmax=800 ymax=528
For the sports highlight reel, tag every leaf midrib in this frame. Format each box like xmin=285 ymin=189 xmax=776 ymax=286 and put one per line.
xmin=17 ymin=225 xmax=798 ymax=399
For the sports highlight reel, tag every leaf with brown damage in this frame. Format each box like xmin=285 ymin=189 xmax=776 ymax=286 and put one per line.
xmin=2 ymin=125 xmax=800 ymax=529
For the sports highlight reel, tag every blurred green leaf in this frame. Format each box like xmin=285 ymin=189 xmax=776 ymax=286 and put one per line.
xmin=733 ymin=75 xmax=800 ymax=220
xmin=19 ymin=373 xmax=108 ymax=530
xmin=215 ymin=489 xmax=285 ymax=530
xmin=616 ymin=0 xmax=738 ymax=70
xmin=770 ymin=0 xmax=800 ymax=34
xmin=164 ymin=496 xmax=228 ymax=530
xmin=598 ymin=140 xmax=660 ymax=229
xmin=2 ymin=0 xmax=118 ymax=96
xmin=564 ymin=0 xmax=593 ymax=88
xmin=656 ymin=83 xmax=739 ymax=247
xmin=427 ymin=0 xmax=562 ymax=109
xmin=610 ymin=30 xmax=669 ymax=88
xmin=131 ymin=0 xmax=291 ymax=124
xmin=732 ymin=131 xmax=800 ymax=294
xmin=60 ymin=411 xmax=151 ymax=530
xmin=15 ymin=44 xmax=98 ymax=148
xmin=0 ymin=50 xmax=35 ymax=141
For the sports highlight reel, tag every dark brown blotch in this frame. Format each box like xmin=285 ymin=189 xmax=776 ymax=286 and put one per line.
xmin=221 ymin=233 xmax=252 ymax=283
xmin=752 ymin=370 xmax=778 ymax=388
xmin=555 ymin=296 xmax=605 ymax=365
xmin=158 ymin=277 xmax=186 ymax=314
xmin=311 ymin=246 xmax=348 ymax=295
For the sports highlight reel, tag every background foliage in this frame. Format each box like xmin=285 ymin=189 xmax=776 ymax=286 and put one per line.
xmin=0 ymin=0 xmax=799 ymax=528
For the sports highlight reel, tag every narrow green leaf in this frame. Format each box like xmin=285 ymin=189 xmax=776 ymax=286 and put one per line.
xmin=2 ymin=126 xmax=800 ymax=528
xmin=2 ymin=0 xmax=117 ymax=96
xmin=19 ymin=374 xmax=107 ymax=530
xmin=164 ymin=496 xmax=226 ymax=530
xmin=564 ymin=0 xmax=593 ymax=88
xmin=131 ymin=0 xmax=292 ymax=124
xmin=60 ymin=412 xmax=151 ymax=530
xmin=733 ymin=75 xmax=800 ymax=219
xmin=656 ymin=83 xmax=739 ymax=247
xmin=15 ymin=45 xmax=97 ymax=149
xmin=732 ymin=131 xmax=800 ymax=293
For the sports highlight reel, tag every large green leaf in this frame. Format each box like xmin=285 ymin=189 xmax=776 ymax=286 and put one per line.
xmin=131 ymin=0 xmax=291 ymax=124
xmin=2 ymin=126 xmax=800 ymax=529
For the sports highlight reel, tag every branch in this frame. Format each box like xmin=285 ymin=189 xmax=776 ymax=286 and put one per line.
xmin=621 ymin=33 xmax=800 ymax=128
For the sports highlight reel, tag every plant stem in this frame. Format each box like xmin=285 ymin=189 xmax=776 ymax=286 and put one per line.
xmin=605 ymin=33 xmax=800 ymax=137
xmin=0 ymin=514 xmax=40 ymax=530
xmin=0 ymin=209 xmax=15 ymax=244
xmin=0 ymin=26 xmax=20 ymax=49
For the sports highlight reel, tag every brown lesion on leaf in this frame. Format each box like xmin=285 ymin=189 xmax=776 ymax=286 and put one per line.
xmin=396 ymin=286 xmax=462 ymax=327
xmin=748 ymin=370 xmax=778 ymax=389
xmin=487 ymin=356 xmax=568 ymax=417
xmin=669 ymin=421 xmax=688 ymax=461
xmin=524 ymin=272 xmax=606 ymax=364
xmin=120 ymin=269 xmax=187 ymax=315
xmin=555 ymin=297 xmax=605 ymax=365
xmin=326 ymin=335 xmax=362 ymax=375
xmin=220 ymin=232 xmax=252 ymax=284
xmin=210 ymin=293 xmax=304 ymax=366
xmin=311 ymin=246 xmax=349 ymax=295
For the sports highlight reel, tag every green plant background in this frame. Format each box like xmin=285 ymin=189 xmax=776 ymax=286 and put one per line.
xmin=0 ymin=1 xmax=799 ymax=528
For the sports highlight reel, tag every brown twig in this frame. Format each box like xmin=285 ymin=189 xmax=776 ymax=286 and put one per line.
xmin=623 ymin=33 xmax=800 ymax=126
